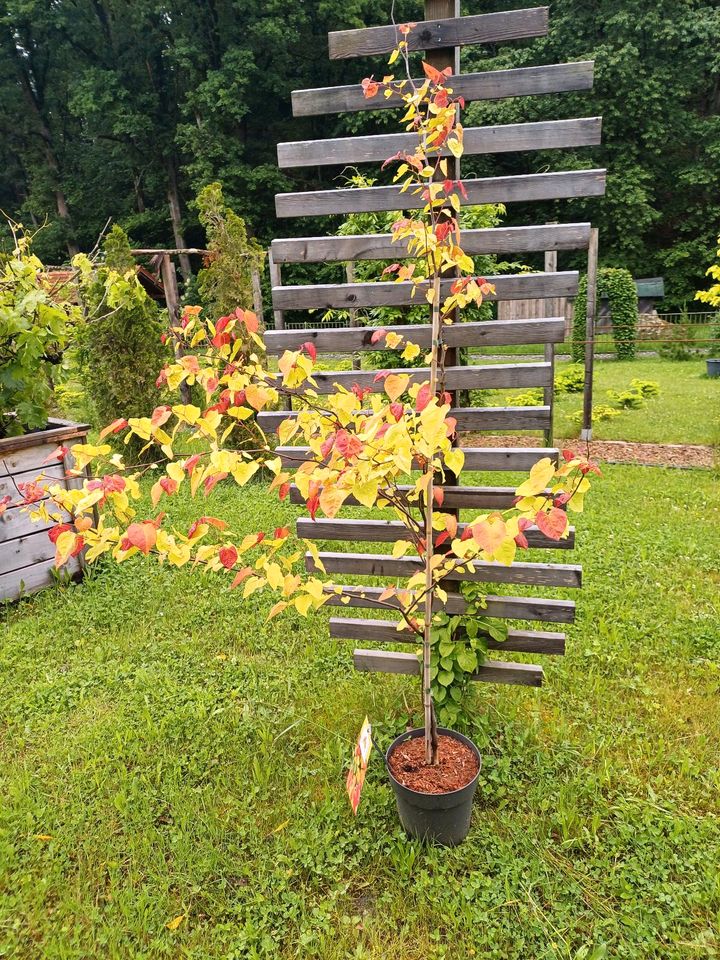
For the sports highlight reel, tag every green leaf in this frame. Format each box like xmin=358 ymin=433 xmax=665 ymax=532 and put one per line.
xmin=437 ymin=669 xmax=454 ymax=687
xmin=456 ymin=648 xmax=478 ymax=673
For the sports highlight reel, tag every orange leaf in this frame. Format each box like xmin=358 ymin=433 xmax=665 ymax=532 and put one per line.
xmin=99 ymin=418 xmax=128 ymax=440
xmin=535 ymin=507 xmax=568 ymax=541
xmin=124 ymin=522 xmax=157 ymax=555
xmin=230 ymin=566 xmax=254 ymax=589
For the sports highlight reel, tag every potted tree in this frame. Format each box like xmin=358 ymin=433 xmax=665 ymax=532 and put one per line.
xmin=696 ymin=235 xmax=720 ymax=378
xmin=0 ymin=222 xmax=90 ymax=601
xmin=18 ymin=48 xmax=598 ymax=843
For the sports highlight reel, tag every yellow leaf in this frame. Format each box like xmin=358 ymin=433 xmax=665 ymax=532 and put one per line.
xmin=352 ymin=479 xmax=379 ymax=509
xmin=515 ymin=457 xmax=555 ymax=498
xmin=444 ymin=448 xmax=464 ymax=477
xmin=278 ymin=418 xmax=300 ymax=445
xmin=385 ymin=331 xmax=403 ymax=348
xmin=166 ymin=915 xmax=185 ymax=931
xmin=388 ymin=47 xmax=400 ymax=65
xmin=265 ymin=563 xmax=284 ymax=590
xmin=401 ymin=341 xmax=421 ymax=361
xmin=385 ymin=373 xmax=409 ymax=402
xmin=268 ymin=601 xmax=288 ymax=620
xmin=319 ymin=485 xmax=348 ymax=518
xmin=232 ymin=461 xmax=260 ymax=486
xmin=54 ymin=530 xmax=77 ymax=567
xmin=392 ymin=540 xmax=412 ymax=558
xmin=295 ymin=593 xmax=313 ymax=616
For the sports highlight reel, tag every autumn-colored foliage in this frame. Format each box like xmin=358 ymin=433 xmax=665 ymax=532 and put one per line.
xmin=17 ymin=33 xmax=598 ymax=766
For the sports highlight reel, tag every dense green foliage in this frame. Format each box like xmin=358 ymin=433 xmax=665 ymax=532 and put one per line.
xmin=1 ymin=462 xmax=719 ymax=957
xmin=0 ymin=0 xmax=717 ymax=306
xmin=75 ymin=226 xmax=168 ymax=435
xmin=0 ymin=224 xmax=78 ymax=436
xmin=194 ymin=182 xmax=265 ymax=324
xmin=573 ymin=268 xmax=639 ymax=361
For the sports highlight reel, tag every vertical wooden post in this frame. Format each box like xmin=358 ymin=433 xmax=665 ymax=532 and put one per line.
xmin=581 ymin=228 xmax=600 ymax=440
xmin=346 ymin=261 xmax=361 ymax=371
xmin=544 ymin=238 xmax=558 ymax=448
xmin=268 ymin=250 xmax=285 ymax=330
xmin=160 ymin=254 xmax=191 ymax=405
xmin=251 ymin=262 xmax=264 ymax=327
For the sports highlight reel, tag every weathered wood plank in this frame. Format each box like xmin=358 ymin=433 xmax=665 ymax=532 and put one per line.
xmin=331 ymin=617 xmax=566 ymax=654
xmin=264 ymin=317 xmax=566 ymax=353
xmin=353 ymin=648 xmax=544 ymax=686
xmin=290 ymin=483 xmax=546 ymax=510
xmin=293 ymin=61 xmax=594 ymax=116
xmin=280 ymin=444 xmax=559 ymax=472
xmin=272 ymin=272 xmax=578 ymax=311
xmin=309 ymin=551 xmax=582 ymax=587
xmin=296 ymin=517 xmax=575 ymax=550
xmin=277 ymin=169 xmax=606 ymax=218
xmin=0 ymin=420 xmax=90 ymax=458
xmin=0 ymin=554 xmax=81 ymax=602
xmin=278 ymin=118 xmax=602 ymax=169
xmin=271 ymin=361 xmax=551 ymax=396
xmin=0 ymin=463 xmax=66 ymax=500
xmin=328 ymin=7 xmax=548 ymax=59
xmin=259 ymin=405 xmax=550 ymax=433
xmin=325 ymin=585 xmax=575 ymax=623
xmin=0 ymin=529 xmax=57 ymax=577
xmin=271 ymin=224 xmax=591 ymax=264
xmin=0 ymin=503 xmax=69 ymax=542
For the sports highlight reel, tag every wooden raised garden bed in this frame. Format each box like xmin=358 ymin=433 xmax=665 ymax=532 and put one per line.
xmin=0 ymin=418 xmax=90 ymax=602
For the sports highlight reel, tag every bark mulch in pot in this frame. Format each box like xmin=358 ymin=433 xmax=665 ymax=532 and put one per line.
xmin=388 ymin=734 xmax=479 ymax=794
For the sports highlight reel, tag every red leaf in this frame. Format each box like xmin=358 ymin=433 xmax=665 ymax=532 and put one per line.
xmin=362 ymin=76 xmax=380 ymax=99
xmin=219 ymin=546 xmax=238 ymax=570
xmin=373 ymin=370 xmax=389 ymax=383
xmin=99 ymin=418 xmax=128 ymax=440
xmin=278 ymin=482 xmax=290 ymax=501
xmin=535 ymin=507 xmax=568 ymax=541
xmin=273 ymin=527 xmax=290 ymax=540
xmin=230 ymin=566 xmax=254 ymax=589
xmin=370 ymin=328 xmax=387 ymax=345
xmin=124 ymin=522 xmax=157 ymax=555
xmin=301 ymin=341 xmax=317 ymax=362
xmin=435 ymin=531 xmax=449 ymax=548
xmin=160 ymin=477 xmax=178 ymax=497
xmin=415 ymin=383 xmax=432 ymax=412
xmin=102 ymin=474 xmax=126 ymax=494
xmin=204 ymin=471 xmax=228 ymax=496
xmin=18 ymin=481 xmax=45 ymax=505
xmin=433 ymin=487 xmax=444 ymax=507
xmin=562 ymin=448 xmax=576 ymax=462
xmin=0 ymin=494 xmax=11 ymax=517
xmin=389 ymin=402 xmax=403 ymax=421
xmin=307 ymin=495 xmax=320 ymax=521
xmin=48 ymin=523 xmax=72 ymax=544
xmin=335 ymin=429 xmax=363 ymax=460
xmin=514 ymin=533 xmax=529 ymax=549
xmin=42 ymin=445 xmax=69 ymax=465
xmin=460 ymin=525 xmax=473 ymax=542
xmin=184 ymin=454 xmax=202 ymax=474
xmin=351 ymin=383 xmax=371 ymax=403
xmin=70 ymin=535 xmax=85 ymax=558
xmin=151 ymin=405 xmax=172 ymax=429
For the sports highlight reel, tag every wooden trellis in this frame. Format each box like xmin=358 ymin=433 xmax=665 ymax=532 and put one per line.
xmin=262 ymin=1 xmax=604 ymax=689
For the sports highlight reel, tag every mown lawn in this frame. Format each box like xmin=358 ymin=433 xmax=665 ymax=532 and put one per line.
xmin=1 ymin=464 xmax=719 ymax=959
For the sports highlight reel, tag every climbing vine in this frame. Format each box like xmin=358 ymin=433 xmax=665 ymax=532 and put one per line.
xmin=573 ymin=267 xmax=639 ymax=361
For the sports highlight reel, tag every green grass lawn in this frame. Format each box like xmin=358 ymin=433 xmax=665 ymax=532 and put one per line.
xmin=2 ymin=465 xmax=720 ymax=959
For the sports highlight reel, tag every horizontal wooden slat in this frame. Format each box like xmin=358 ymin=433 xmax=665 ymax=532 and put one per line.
xmin=276 ymin=169 xmax=607 ymax=218
xmin=293 ymin=61 xmax=594 ymax=116
xmin=259 ymin=405 xmax=550 ymax=433
xmin=310 ymin=551 xmax=581 ymax=588
xmin=290 ymin=483 xmax=546 ymax=511
xmin=264 ymin=317 xmax=565 ymax=354
xmin=0 ymin=420 xmax=89 ymax=459
xmin=271 ymin=224 xmax=591 ymax=264
xmin=278 ymin=118 xmax=602 ymax=169
xmin=0 ymin=463 xmax=66 ymax=501
xmin=271 ymin=361 xmax=551 ymax=397
xmin=272 ymin=272 xmax=578 ymax=311
xmin=331 ymin=618 xmax=565 ymax=654
xmin=329 ymin=7 xmax=548 ymax=60
xmin=297 ymin=518 xmax=575 ymax=550
xmin=281 ymin=444 xmax=559 ymax=472
xmin=325 ymin=585 xmax=575 ymax=623
xmin=0 ymin=528 xmax=56 ymax=577
xmin=0 ymin=555 xmax=81 ymax=602
xmin=353 ymin=648 xmax=544 ymax=686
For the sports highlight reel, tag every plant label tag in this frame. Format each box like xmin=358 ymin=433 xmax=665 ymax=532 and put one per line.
xmin=346 ymin=717 xmax=373 ymax=815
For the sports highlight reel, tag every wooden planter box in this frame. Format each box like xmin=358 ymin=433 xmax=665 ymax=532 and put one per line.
xmin=0 ymin=418 xmax=90 ymax=602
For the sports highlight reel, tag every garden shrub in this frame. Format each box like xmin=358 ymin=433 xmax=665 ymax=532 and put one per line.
xmin=506 ymin=389 xmax=543 ymax=406
xmin=195 ymin=183 xmax=265 ymax=326
xmin=554 ymin=365 xmax=585 ymax=394
xmin=568 ymin=405 xmax=622 ymax=424
xmin=630 ymin=378 xmax=661 ymax=399
xmin=607 ymin=388 xmax=646 ymax=409
xmin=572 ymin=267 xmax=639 ymax=361
xmin=76 ymin=226 xmax=168 ymax=440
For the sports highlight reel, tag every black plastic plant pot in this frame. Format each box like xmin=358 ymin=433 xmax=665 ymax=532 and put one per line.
xmin=386 ymin=727 xmax=481 ymax=846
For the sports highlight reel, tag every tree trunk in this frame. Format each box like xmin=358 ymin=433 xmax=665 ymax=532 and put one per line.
xmin=166 ymin=159 xmax=192 ymax=280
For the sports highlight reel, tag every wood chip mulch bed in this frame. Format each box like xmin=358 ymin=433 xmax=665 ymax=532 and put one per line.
xmin=462 ymin=435 xmax=717 ymax=470
xmin=388 ymin=734 xmax=480 ymax=794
